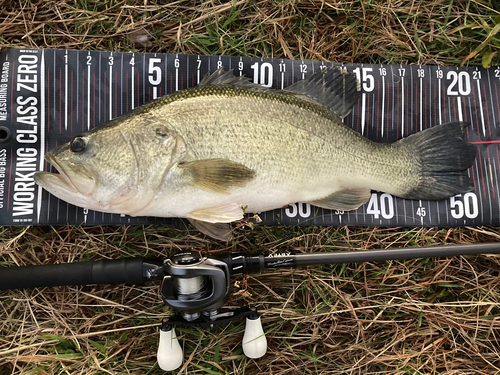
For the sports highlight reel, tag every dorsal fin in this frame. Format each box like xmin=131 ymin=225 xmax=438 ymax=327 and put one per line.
xmin=198 ymin=68 xmax=265 ymax=90
xmin=285 ymin=66 xmax=361 ymax=119
xmin=198 ymin=67 xmax=361 ymax=119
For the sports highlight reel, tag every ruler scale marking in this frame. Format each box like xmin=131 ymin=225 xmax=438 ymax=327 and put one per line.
xmin=109 ymin=52 xmax=113 ymax=120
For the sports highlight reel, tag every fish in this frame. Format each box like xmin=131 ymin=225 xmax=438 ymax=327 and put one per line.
xmin=34 ymin=67 xmax=477 ymax=240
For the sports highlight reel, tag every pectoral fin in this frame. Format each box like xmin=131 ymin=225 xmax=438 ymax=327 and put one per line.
xmin=187 ymin=202 xmax=244 ymax=223
xmin=188 ymin=219 xmax=233 ymax=241
xmin=307 ymin=188 xmax=371 ymax=211
xmin=180 ymin=159 xmax=256 ymax=194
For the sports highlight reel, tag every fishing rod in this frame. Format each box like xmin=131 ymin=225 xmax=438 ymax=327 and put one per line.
xmin=1 ymin=242 xmax=499 ymax=371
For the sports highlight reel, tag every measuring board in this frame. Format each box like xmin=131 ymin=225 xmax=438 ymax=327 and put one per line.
xmin=0 ymin=48 xmax=499 ymax=228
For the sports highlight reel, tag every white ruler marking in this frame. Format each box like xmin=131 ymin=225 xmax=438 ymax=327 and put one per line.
xmin=98 ymin=52 xmax=101 ymax=125
xmin=187 ymin=54 xmax=191 ymax=87
xmin=426 ymin=200 xmax=432 ymax=223
xmin=281 ymin=59 xmax=284 ymax=90
xmin=401 ymin=73 xmax=405 ymax=137
xmin=76 ymin=52 xmax=79 ymax=122
xmin=142 ymin=53 xmax=145 ymax=104
xmin=419 ymin=200 xmax=423 ymax=225
xmin=419 ymin=68 xmax=423 ymax=131
xmin=492 ymin=157 xmax=500 ymax=215
xmin=476 ymin=78 xmax=486 ymax=136
xmin=381 ymin=69 xmax=385 ymax=137
xmin=438 ymin=73 xmax=442 ymax=124
xmin=390 ymin=65 xmax=395 ymax=133
xmin=428 ymin=66 xmax=432 ymax=129
xmin=468 ymin=96 xmax=474 ymax=130
xmin=488 ymin=156 xmax=494 ymax=222
xmin=64 ymin=51 xmax=68 ymax=131
xmin=475 ymin=157 xmax=484 ymax=223
xmin=197 ymin=55 xmax=201 ymax=83
xmin=361 ymin=92 xmax=366 ymax=135
xmin=131 ymin=53 xmax=135 ymax=109
xmin=109 ymin=52 xmax=113 ymax=120
xmin=120 ymin=54 xmax=123 ymax=116
xmin=457 ymin=97 xmax=463 ymax=122
xmin=486 ymin=68 xmax=497 ymax=125
xmin=87 ymin=52 xmax=91 ymax=130
xmin=175 ymin=54 xmax=179 ymax=92
xmin=483 ymin=157 xmax=491 ymax=222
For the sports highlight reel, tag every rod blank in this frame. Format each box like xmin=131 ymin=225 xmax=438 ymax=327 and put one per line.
xmin=268 ymin=242 xmax=500 ymax=269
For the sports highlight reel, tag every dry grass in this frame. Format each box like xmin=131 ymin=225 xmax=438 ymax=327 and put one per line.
xmin=2 ymin=226 xmax=500 ymax=374
xmin=1 ymin=1 xmax=500 ymax=374
xmin=1 ymin=0 xmax=499 ymax=65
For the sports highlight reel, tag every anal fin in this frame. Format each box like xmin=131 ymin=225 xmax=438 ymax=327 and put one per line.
xmin=187 ymin=202 xmax=244 ymax=223
xmin=307 ymin=188 xmax=371 ymax=211
xmin=188 ymin=219 xmax=233 ymax=241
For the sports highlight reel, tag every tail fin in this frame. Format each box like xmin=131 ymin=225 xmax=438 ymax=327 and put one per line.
xmin=398 ymin=122 xmax=477 ymax=200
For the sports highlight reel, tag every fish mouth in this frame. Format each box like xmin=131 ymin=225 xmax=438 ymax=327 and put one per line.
xmin=43 ymin=153 xmax=79 ymax=189
xmin=34 ymin=154 xmax=78 ymax=194
xmin=34 ymin=153 xmax=95 ymax=197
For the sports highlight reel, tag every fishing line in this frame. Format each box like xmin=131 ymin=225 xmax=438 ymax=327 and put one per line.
xmin=174 ymin=276 xmax=208 ymax=301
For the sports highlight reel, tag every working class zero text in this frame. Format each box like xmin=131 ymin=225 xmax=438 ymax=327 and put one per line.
xmin=13 ymin=53 xmax=39 ymax=218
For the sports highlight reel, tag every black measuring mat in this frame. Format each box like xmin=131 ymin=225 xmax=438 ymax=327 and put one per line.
xmin=0 ymin=49 xmax=498 ymax=228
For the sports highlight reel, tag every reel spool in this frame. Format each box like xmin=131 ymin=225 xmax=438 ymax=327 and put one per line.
xmin=173 ymin=275 xmax=208 ymax=321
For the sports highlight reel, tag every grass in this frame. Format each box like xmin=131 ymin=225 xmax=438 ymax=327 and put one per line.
xmin=3 ymin=227 xmax=500 ymax=375
xmin=1 ymin=0 xmax=500 ymax=374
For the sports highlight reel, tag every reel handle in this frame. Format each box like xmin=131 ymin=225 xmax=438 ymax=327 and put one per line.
xmin=242 ymin=314 xmax=267 ymax=359
xmin=157 ymin=325 xmax=183 ymax=371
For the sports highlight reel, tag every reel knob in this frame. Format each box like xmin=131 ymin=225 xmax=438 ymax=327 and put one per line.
xmin=157 ymin=325 xmax=183 ymax=371
xmin=242 ymin=314 xmax=267 ymax=359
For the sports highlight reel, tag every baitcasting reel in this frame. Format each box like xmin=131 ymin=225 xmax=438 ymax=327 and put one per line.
xmin=2 ymin=243 xmax=500 ymax=371
xmin=157 ymin=252 xmax=267 ymax=371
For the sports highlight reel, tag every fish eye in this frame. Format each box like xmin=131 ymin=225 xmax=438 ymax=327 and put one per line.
xmin=155 ymin=128 xmax=169 ymax=138
xmin=70 ymin=136 xmax=86 ymax=153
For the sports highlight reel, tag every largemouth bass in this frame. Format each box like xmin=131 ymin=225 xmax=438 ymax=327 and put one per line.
xmin=34 ymin=67 xmax=477 ymax=240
